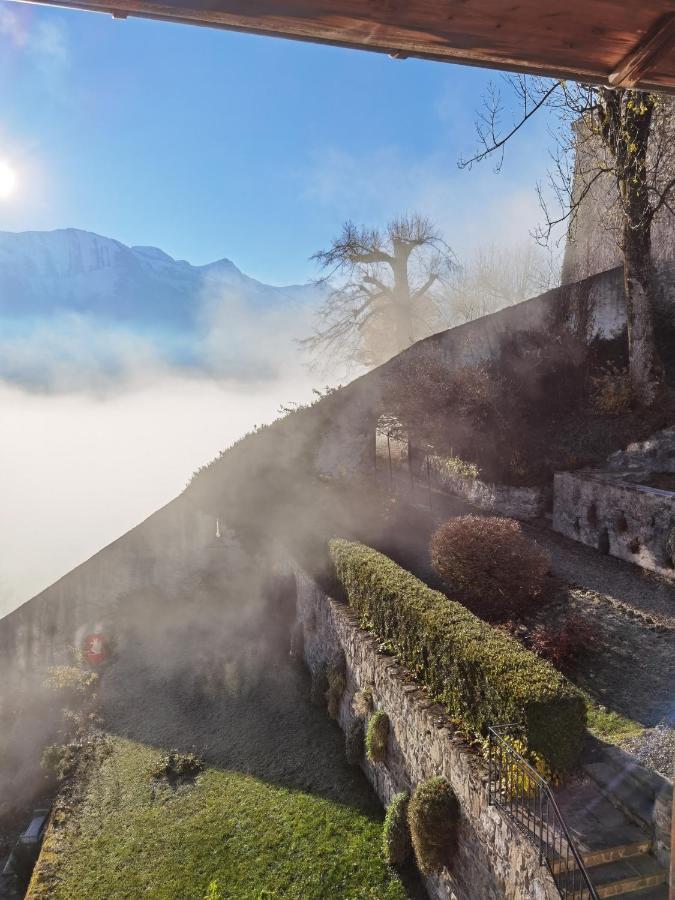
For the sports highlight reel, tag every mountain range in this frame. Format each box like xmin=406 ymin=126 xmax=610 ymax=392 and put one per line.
xmin=0 ymin=228 xmax=318 ymax=328
xmin=0 ymin=228 xmax=322 ymax=389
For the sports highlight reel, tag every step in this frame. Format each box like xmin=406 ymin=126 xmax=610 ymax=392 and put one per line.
xmin=588 ymin=746 xmax=670 ymax=799
xmin=613 ymin=885 xmax=669 ymax=899
xmin=561 ymin=854 xmax=667 ymax=899
xmin=584 ymin=762 xmax=655 ymax=831
xmin=549 ymin=840 xmax=652 ymax=874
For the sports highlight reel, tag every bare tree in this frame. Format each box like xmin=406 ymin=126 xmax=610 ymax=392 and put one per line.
xmin=301 ymin=215 xmax=456 ymax=368
xmin=446 ymin=242 xmax=559 ymax=325
xmin=460 ymin=79 xmax=675 ymax=405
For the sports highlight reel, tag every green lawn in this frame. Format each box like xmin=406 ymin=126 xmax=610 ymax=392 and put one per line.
xmin=31 ymin=736 xmax=406 ymax=900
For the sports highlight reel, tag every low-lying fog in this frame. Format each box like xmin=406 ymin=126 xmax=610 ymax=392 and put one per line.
xmin=0 ymin=372 xmax=324 ymax=618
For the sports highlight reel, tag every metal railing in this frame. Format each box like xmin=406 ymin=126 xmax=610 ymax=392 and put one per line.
xmin=487 ymin=725 xmax=599 ymax=900
xmin=375 ymin=429 xmax=434 ymax=511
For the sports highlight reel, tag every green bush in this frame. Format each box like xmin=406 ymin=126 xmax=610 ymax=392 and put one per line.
xmin=345 ymin=718 xmax=365 ymax=766
xmin=366 ymin=710 xmax=390 ymax=764
xmin=383 ymin=792 xmax=411 ymax=865
xmin=44 ymin=665 xmax=98 ymax=698
xmin=41 ymin=743 xmax=79 ymax=780
xmin=330 ymin=540 xmax=585 ymax=772
xmin=408 ymin=778 xmax=459 ymax=875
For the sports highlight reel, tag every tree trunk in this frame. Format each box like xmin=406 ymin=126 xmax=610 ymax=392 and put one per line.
xmin=604 ymin=90 xmax=664 ymax=406
xmin=622 ymin=224 xmax=662 ymax=405
xmin=391 ymin=252 xmax=414 ymax=354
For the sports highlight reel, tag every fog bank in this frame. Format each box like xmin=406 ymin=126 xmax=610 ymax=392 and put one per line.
xmin=0 ymin=373 xmax=319 ymax=616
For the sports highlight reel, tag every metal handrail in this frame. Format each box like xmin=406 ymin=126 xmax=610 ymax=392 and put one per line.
xmin=488 ymin=725 xmax=599 ymax=900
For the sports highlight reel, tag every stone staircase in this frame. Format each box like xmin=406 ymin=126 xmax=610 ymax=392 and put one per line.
xmin=552 ymin=771 xmax=669 ymax=899
xmin=489 ymin=726 xmax=670 ymax=899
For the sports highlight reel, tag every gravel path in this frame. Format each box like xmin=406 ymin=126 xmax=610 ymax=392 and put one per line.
xmin=378 ymin=476 xmax=674 ymax=728
xmin=521 ymin=522 xmax=675 ymax=626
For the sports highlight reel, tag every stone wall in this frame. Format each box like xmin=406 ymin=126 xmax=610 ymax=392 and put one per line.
xmin=294 ymin=565 xmax=560 ymax=900
xmin=553 ymin=427 xmax=675 ymax=577
xmin=0 ymin=495 xmax=220 ymax=705
xmin=427 ymin=456 xmax=549 ymax=519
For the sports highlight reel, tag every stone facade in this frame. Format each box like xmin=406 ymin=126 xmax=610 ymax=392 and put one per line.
xmin=294 ymin=566 xmax=560 ymax=900
xmin=553 ymin=427 xmax=675 ymax=577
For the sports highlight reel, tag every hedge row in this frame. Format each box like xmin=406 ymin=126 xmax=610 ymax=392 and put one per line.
xmin=329 ymin=540 xmax=586 ymax=772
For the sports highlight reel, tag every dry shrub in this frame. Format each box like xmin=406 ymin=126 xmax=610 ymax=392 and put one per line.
xmin=430 ymin=515 xmax=550 ymax=621
xmin=326 ymin=667 xmax=346 ymax=719
xmin=365 ymin=710 xmax=389 ymax=764
xmin=408 ymin=778 xmax=459 ymax=875
xmin=383 ymin=792 xmax=411 ymax=865
xmin=529 ymin=615 xmax=599 ymax=675
xmin=151 ymin=750 xmax=204 ymax=784
xmin=591 ymin=364 xmax=632 ymax=414
xmin=345 ymin=718 xmax=365 ymax=766
xmin=353 ymin=686 xmax=374 ymax=717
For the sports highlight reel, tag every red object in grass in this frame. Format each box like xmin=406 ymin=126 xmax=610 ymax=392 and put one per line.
xmin=83 ymin=633 xmax=108 ymax=666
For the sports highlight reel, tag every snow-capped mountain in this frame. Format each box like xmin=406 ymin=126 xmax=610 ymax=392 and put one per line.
xmin=0 ymin=228 xmax=317 ymax=327
xmin=0 ymin=228 xmax=322 ymax=390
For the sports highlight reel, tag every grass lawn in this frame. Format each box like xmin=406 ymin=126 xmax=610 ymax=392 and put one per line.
xmin=30 ymin=736 xmax=407 ymax=900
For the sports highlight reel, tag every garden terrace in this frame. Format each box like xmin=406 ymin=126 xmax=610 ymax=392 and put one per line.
xmin=329 ymin=539 xmax=587 ymax=772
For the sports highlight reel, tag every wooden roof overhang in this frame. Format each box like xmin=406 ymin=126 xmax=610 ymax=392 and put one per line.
xmin=17 ymin=0 xmax=675 ymax=93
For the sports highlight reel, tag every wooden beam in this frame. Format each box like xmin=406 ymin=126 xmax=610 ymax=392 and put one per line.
xmin=609 ymin=13 xmax=675 ymax=88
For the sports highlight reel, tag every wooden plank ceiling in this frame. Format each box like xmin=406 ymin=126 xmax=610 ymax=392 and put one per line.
xmin=20 ymin=0 xmax=675 ymax=92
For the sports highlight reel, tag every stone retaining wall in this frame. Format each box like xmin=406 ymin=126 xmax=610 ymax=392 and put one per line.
xmin=553 ymin=426 xmax=675 ymax=577
xmin=294 ymin=565 xmax=560 ymax=900
xmin=553 ymin=472 xmax=675 ymax=578
xmin=427 ymin=456 xmax=549 ymax=519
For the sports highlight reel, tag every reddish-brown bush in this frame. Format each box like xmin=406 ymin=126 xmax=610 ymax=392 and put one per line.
xmin=430 ymin=515 xmax=550 ymax=621
xmin=529 ymin=615 xmax=599 ymax=674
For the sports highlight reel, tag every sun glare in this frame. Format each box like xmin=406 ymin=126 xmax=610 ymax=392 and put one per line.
xmin=0 ymin=161 xmax=17 ymax=199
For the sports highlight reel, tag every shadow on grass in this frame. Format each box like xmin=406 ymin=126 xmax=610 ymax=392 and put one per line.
xmin=100 ymin=635 xmax=383 ymax=819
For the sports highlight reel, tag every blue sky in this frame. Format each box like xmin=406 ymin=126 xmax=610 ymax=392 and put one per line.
xmin=0 ymin=0 xmax=556 ymax=283
xmin=0 ymin=1 xmax=563 ymax=611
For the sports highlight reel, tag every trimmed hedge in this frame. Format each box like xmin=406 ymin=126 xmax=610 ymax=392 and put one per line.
xmin=329 ymin=540 xmax=586 ymax=772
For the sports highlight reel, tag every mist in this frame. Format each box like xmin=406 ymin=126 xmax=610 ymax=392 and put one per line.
xmin=0 ymin=372 xmax=328 ymax=617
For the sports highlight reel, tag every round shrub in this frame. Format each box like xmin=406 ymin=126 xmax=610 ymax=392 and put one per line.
xmin=353 ymin=685 xmax=374 ymax=717
xmin=383 ymin=792 xmax=411 ymax=865
xmin=408 ymin=778 xmax=459 ymax=875
xmin=365 ymin=710 xmax=389 ymax=764
xmin=430 ymin=515 xmax=550 ymax=620
xmin=326 ymin=667 xmax=346 ymax=719
xmin=345 ymin=718 xmax=365 ymax=766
